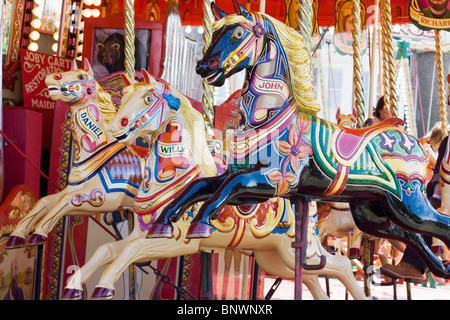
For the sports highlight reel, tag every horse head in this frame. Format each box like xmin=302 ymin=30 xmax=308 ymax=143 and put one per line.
xmin=108 ymin=70 xmax=181 ymax=145
xmin=196 ymin=0 xmax=266 ymax=86
xmin=336 ymin=107 xmax=357 ymax=128
xmin=45 ymin=58 xmax=98 ymax=105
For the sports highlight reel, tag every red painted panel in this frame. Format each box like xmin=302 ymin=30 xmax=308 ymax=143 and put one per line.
xmin=3 ymin=108 xmax=42 ymax=202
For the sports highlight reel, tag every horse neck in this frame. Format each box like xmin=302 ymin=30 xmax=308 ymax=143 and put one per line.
xmin=71 ymin=101 xmax=116 ymax=163
xmin=241 ymin=37 xmax=294 ymax=126
xmin=140 ymin=112 xmax=201 ymax=195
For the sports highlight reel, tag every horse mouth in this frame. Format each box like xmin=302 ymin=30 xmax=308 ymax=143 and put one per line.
xmin=47 ymin=85 xmax=61 ymax=94
xmin=114 ymin=131 xmax=131 ymax=142
xmin=206 ymin=69 xmax=224 ymax=85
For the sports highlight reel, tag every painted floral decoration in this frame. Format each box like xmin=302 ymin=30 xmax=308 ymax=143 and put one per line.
xmin=268 ymin=114 xmax=312 ymax=195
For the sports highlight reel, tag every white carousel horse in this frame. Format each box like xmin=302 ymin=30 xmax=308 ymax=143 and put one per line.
xmin=5 ymin=60 xmax=142 ymax=249
xmin=62 ymin=71 xmax=367 ymax=300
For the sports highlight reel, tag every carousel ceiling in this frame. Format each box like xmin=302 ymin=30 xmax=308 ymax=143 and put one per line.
xmin=123 ymin=0 xmax=412 ymax=26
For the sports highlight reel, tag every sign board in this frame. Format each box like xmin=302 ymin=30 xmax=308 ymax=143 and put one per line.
xmin=409 ymin=0 xmax=450 ymax=31
xmin=20 ymin=49 xmax=73 ymax=148
xmin=333 ymin=0 xmax=368 ymax=56
xmin=20 ymin=48 xmax=73 ymax=112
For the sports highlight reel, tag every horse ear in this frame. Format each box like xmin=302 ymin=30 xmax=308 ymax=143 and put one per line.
xmin=142 ymin=69 xmax=156 ymax=85
xmin=352 ymin=107 xmax=358 ymax=118
xmin=336 ymin=107 xmax=341 ymax=119
xmin=211 ymin=2 xmax=228 ymax=20
xmin=232 ymin=0 xmax=249 ymax=17
xmin=70 ymin=59 xmax=78 ymax=71
xmin=83 ymin=58 xmax=94 ymax=78
xmin=121 ymin=73 xmax=136 ymax=86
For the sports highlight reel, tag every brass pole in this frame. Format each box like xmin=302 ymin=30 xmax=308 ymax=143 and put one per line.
xmin=380 ymin=0 xmax=397 ymax=117
xmin=297 ymin=0 xmax=313 ymax=51
xmin=352 ymin=0 xmax=365 ymax=128
xmin=124 ymin=0 xmax=136 ymax=79
xmin=434 ymin=30 xmax=450 ymax=133
xmin=202 ymin=0 xmax=215 ymax=139
xmin=124 ymin=0 xmax=136 ymax=299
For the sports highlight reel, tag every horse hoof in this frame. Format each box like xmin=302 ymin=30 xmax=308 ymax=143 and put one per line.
xmin=432 ymin=245 xmax=444 ymax=255
xmin=91 ymin=287 xmax=114 ymax=300
xmin=27 ymin=233 xmax=48 ymax=246
xmin=5 ymin=235 xmax=26 ymax=249
xmin=61 ymin=288 xmax=84 ymax=300
xmin=348 ymin=248 xmax=360 ymax=259
xmin=147 ymin=223 xmax=173 ymax=238
xmin=186 ymin=222 xmax=212 ymax=239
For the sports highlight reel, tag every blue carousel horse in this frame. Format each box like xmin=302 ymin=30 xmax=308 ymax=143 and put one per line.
xmin=148 ymin=0 xmax=450 ymax=279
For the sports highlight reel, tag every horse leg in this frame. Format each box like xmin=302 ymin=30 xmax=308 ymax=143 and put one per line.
xmin=351 ymin=201 xmax=450 ymax=279
xmin=28 ymin=189 xmax=126 ymax=245
xmin=348 ymin=226 xmax=363 ymax=259
xmin=386 ymin=182 xmax=450 ymax=250
xmin=186 ymin=170 xmax=277 ymax=238
xmin=274 ymin=232 xmax=368 ymax=300
xmin=62 ymin=215 xmax=147 ymax=299
xmin=91 ymin=238 xmax=201 ymax=299
xmin=254 ymin=249 xmax=330 ymax=300
xmin=148 ymin=173 xmax=229 ymax=238
xmin=6 ymin=193 xmax=62 ymax=248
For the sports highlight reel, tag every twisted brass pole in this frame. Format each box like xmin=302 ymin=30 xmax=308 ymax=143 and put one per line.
xmin=380 ymin=0 xmax=397 ymax=117
xmin=435 ymin=30 xmax=450 ymax=133
xmin=352 ymin=0 xmax=365 ymax=128
xmin=124 ymin=0 xmax=136 ymax=79
xmin=297 ymin=0 xmax=313 ymax=52
xmin=380 ymin=0 xmax=390 ymax=110
xmin=124 ymin=0 xmax=136 ymax=299
xmin=202 ymin=0 xmax=215 ymax=139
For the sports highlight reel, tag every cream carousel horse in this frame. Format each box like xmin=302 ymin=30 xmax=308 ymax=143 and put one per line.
xmin=62 ymin=71 xmax=367 ymax=300
xmin=5 ymin=60 xmax=142 ymax=249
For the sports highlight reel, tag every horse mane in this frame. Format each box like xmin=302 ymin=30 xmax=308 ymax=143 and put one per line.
xmin=95 ymin=81 xmax=116 ymax=125
xmin=169 ymin=86 xmax=218 ymax=178
xmin=264 ymin=14 xmax=320 ymax=115
xmin=213 ymin=13 xmax=321 ymax=115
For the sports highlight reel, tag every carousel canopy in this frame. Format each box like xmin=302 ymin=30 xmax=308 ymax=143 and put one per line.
xmin=103 ymin=0 xmax=412 ymax=26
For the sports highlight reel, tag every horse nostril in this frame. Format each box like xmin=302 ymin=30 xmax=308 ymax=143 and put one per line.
xmin=208 ymin=57 xmax=220 ymax=70
xmin=120 ymin=118 xmax=129 ymax=127
xmin=54 ymin=74 xmax=62 ymax=80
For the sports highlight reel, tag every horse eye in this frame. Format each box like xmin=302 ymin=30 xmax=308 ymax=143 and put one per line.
xmin=231 ymin=27 xmax=245 ymax=42
xmin=78 ymin=74 xmax=85 ymax=80
xmin=144 ymin=94 xmax=153 ymax=105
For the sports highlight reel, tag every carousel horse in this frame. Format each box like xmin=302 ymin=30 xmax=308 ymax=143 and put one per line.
xmin=149 ymin=0 xmax=450 ymax=280
xmin=62 ymin=71 xmax=367 ymax=300
xmin=5 ymin=60 xmax=142 ymax=249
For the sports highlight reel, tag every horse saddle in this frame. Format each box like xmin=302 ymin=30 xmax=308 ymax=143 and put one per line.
xmin=331 ymin=118 xmax=405 ymax=167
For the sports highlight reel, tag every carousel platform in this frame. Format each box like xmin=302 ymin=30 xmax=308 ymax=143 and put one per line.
xmin=264 ymin=275 xmax=450 ymax=300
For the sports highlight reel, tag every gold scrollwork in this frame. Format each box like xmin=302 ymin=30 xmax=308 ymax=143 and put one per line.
xmin=8 ymin=191 xmax=35 ymax=220
xmin=71 ymin=188 xmax=105 ymax=207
